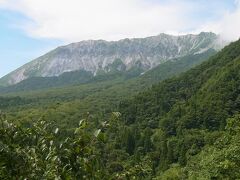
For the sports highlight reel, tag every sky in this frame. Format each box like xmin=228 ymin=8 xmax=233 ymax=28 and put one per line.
xmin=0 ymin=0 xmax=240 ymax=77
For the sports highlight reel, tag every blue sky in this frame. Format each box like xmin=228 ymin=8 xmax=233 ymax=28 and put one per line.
xmin=0 ymin=10 xmax=62 ymax=77
xmin=0 ymin=0 xmax=239 ymax=78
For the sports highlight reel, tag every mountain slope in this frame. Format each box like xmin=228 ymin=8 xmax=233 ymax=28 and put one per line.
xmin=0 ymin=49 xmax=216 ymax=94
xmin=0 ymin=32 xmax=221 ymax=86
xmin=121 ymin=41 xmax=240 ymax=128
xmin=118 ymin=39 xmax=240 ymax=175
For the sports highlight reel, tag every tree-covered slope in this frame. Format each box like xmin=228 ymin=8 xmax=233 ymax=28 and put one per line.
xmin=118 ymin=39 xmax=240 ymax=177
xmin=120 ymin=39 xmax=240 ymax=128
xmin=0 ymin=70 xmax=94 ymax=93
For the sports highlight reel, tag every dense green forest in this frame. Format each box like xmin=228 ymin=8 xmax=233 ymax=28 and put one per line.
xmin=1 ymin=39 xmax=240 ymax=179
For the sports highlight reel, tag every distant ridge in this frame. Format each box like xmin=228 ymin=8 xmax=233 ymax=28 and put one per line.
xmin=0 ymin=32 xmax=225 ymax=86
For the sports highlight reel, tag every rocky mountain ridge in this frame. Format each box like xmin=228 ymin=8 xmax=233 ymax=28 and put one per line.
xmin=0 ymin=32 xmax=224 ymax=86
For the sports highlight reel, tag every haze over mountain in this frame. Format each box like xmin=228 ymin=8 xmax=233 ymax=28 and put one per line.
xmin=0 ymin=32 xmax=224 ymax=86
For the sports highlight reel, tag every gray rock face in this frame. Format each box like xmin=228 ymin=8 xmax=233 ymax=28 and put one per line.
xmin=0 ymin=32 xmax=223 ymax=86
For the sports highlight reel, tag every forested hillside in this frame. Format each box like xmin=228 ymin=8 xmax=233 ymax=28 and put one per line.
xmin=0 ymin=39 xmax=240 ymax=179
xmin=119 ymin=39 xmax=240 ymax=178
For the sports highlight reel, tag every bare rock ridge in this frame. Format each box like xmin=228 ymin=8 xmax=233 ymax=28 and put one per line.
xmin=0 ymin=32 xmax=225 ymax=86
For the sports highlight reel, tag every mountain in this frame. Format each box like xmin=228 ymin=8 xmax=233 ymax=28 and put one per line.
xmin=0 ymin=48 xmax=216 ymax=94
xmin=0 ymin=32 xmax=222 ymax=86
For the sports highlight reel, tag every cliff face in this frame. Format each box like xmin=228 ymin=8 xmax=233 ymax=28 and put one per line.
xmin=0 ymin=32 xmax=222 ymax=86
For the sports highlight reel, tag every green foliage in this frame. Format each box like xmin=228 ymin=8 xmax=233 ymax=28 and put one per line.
xmin=155 ymin=164 xmax=184 ymax=180
xmin=185 ymin=114 xmax=240 ymax=179
xmin=2 ymin=39 xmax=240 ymax=179
xmin=0 ymin=70 xmax=93 ymax=93
xmin=119 ymin=40 xmax=240 ymax=175
xmin=104 ymin=58 xmax=126 ymax=73
xmin=0 ymin=112 xmax=121 ymax=179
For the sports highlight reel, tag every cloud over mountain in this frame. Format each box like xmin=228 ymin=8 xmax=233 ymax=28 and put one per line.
xmin=0 ymin=0 xmax=239 ymax=41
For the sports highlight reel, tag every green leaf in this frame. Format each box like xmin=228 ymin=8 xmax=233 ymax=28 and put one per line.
xmin=94 ymin=129 xmax=101 ymax=137
xmin=54 ymin=128 xmax=59 ymax=134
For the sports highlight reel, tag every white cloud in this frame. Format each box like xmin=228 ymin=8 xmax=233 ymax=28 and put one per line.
xmin=0 ymin=0 xmax=196 ymax=42
xmin=0 ymin=0 xmax=6 ymax=5
xmin=199 ymin=1 xmax=240 ymax=41
xmin=0 ymin=0 xmax=240 ymax=42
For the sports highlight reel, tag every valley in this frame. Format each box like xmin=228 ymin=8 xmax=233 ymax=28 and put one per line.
xmin=1 ymin=32 xmax=240 ymax=179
